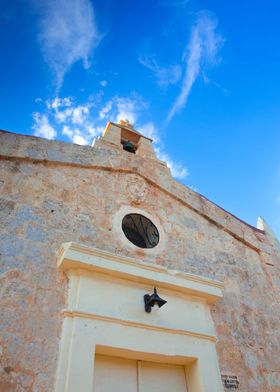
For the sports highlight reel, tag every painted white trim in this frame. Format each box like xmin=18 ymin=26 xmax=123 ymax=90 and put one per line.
xmin=62 ymin=310 xmax=217 ymax=342
xmin=55 ymin=242 xmax=224 ymax=392
xmin=57 ymin=242 xmax=223 ymax=304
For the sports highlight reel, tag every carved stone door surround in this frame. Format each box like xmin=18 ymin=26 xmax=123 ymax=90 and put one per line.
xmin=55 ymin=242 xmax=224 ymax=392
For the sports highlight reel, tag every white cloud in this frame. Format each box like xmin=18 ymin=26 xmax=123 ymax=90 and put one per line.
xmin=156 ymin=147 xmax=189 ymax=179
xmin=50 ymin=98 xmax=93 ymax=127
xmin=61 ymin=125 xmax=74 ymax=138
xmin=72 ymin=134 xmax=88 ymax=145
xmin=139 ymin=54 xmax=182 ymax=86
xmin=100 ymin=80 xmax=107 ymax=87
xmin=139 ymin=122 xmax=188 ymax=180
xmin=36 ymin=0 xmax=101 ymax=89
xmin=32 ymin=92 xmax=189 ymax=179
xmin=33 ymin=96 xmax=103 ymax=144
xmin=62 ymin=125 xmax=89 ymax=145
xmin=32 ymin=112 xmax=57 ymax=139
xmin=138 ymin=122 xmax=159 ymax=143
xmin=72 ymin=105 xmax=90 ymax=125
xmin=98 ymin=95 xmax=146 ymax=125
xmin=99 ymin=101 xmax=113 ymax=120
xmin=47 ymin=97 xmax=72 ymax=109
xmin=54 ymin=107 xmax=73 ymax=123
xmin=115 ymin=96 xmax=143 ymax=124
xmin=167 ymin=12 xmax=224 ymax=122
xmin=86 ymin=124 xmax=104 ymax=136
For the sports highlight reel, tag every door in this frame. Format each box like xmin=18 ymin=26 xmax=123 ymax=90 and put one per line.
xmin=93 ymin=354 xmax=188 ymax=392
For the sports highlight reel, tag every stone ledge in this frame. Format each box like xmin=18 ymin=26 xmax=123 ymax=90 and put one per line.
xmin=57 ymin=242 xmax=224 ymax=304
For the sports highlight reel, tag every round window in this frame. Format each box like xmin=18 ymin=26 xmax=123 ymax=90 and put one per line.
xmin=122 ymin=214 xmax=159 ymax=249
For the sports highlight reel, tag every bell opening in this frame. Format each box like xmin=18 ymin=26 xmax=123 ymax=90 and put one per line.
xmin=122 ymin=139 xmax=136 ymax=154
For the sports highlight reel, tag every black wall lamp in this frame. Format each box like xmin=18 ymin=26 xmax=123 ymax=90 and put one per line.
xmin=144 ymin=287 xmax=167 ymax=313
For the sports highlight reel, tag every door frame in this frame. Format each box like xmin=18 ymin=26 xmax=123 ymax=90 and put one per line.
xmin=55 ymin=242 xmax=224 ymax=392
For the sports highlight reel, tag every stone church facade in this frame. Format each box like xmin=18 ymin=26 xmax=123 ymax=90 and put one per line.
xmin=0 ymin=121 xmax=280 ymax=391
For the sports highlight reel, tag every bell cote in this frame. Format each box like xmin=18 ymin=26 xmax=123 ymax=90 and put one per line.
xmin=98 ymin=120 xmax=157 ymax=160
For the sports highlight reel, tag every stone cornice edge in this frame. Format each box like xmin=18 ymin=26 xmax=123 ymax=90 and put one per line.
xmin=57 ymin=242 xmax=223 ymax=304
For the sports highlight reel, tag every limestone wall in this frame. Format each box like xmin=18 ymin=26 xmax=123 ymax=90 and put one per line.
xmin=0 ymin=130 xmax=280 ymax=391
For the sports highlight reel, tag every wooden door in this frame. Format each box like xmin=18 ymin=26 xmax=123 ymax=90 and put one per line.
xmin=140 ymin=360 xmax=188 ymax=392
xmin=93 ymin=355 xmax=138 ymax=392
xmin=93 ymin=354 xmax=188 ymax=391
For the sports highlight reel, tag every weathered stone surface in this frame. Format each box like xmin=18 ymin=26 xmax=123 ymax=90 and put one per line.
xmin=0 ymin=129 xmax=280 ymax=391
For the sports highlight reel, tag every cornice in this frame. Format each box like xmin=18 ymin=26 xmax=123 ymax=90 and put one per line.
xmin=62 ymin=310 xmax=217 ymax=342
xmin=57 ymin=242 xmax=223 ymax=304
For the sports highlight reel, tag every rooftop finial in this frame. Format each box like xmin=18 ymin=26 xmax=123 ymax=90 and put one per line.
xmin=119 ymin=119 xmax=134 ymax=129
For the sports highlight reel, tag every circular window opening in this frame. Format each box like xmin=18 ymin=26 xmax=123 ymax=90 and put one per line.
xmin=122 ymin=214 xmax=159 ymax=249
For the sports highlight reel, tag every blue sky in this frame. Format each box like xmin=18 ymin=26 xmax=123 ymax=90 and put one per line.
xmin=1 ymin=0 xmax=280 ymax=238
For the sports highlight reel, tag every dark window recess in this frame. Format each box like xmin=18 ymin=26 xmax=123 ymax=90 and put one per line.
xmin=122 ymin=214 xmax=159 ymax=248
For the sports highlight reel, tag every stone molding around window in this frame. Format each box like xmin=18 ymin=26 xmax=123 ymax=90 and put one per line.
xmin=113 ymin=206 xmax=167 ymax=254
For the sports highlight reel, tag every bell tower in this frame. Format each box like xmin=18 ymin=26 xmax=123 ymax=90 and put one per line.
xmin=93 ymin=119 xmax=158 ymax=161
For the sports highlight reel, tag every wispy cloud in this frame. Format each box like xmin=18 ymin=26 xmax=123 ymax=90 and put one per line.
xmin=99 ymin=101 xmax=113 ymax=120
xmin=98 ymin=94 xmax=146 ymax=124
xmin=155 ymin=148 xmax=188 ymax=179
xmin=201 ymin=72 xmax=228 ymax=95
xmin=114 ymin=96 xmax=146 ymax=124
xmin=167 ymin=11 xmax=224 ymax=122
xmin=36 ymin=0 xmax=101 ymax=89
xmin=139 ymin=122 xmax=188 ymax=179
xmin=139 ymin=54 xmax=182 ymax=86
xmin=138 ymin=122 xmax=159 ymax=143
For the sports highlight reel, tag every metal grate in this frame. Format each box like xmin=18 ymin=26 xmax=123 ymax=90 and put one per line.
xmin=122 ymin=214 xmax=159 ymax=249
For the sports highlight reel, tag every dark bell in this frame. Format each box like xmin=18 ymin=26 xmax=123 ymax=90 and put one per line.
xmin=123 ymin=140 xmax=135 ymax=153
xmin=144 ymin=287 xmax=167 ymax=313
